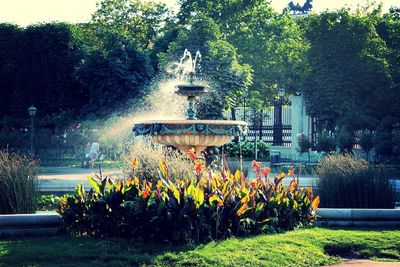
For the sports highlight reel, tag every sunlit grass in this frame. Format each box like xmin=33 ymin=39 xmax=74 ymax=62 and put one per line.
xmin=1 ymin=228 xmax=399 ymax=266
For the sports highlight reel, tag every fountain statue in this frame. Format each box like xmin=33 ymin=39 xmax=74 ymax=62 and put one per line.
xmin=132 ymin=50 xmax=247 ymax=153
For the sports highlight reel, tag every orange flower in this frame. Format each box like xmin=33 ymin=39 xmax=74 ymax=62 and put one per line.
xmin=194 ymin=159 xmax=205 ymax=175
xmin=311 ymin=196 xmax=320 ymax=211
xmin=130 ymin=158 xmax=139 ymax=169
xmin=252 ymin=160 xmax=261 ymax=173
xmin=261 ymin=166 xmax=271 ymax=177
xmin=187 ymin=148 xmax=197 ymax=161
xmin=249 ymin=179 xmax=258 ymax=188
xmin=288 ymin=168 xmax=295 ymax=177
xmin=142 ymin=188 xmax=151 ymax=198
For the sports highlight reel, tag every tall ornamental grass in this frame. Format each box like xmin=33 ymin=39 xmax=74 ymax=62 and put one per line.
xmin=317 ymin=154 xmax=396 ymax=208
xmin=0 ymin=152 xmax=38 ymax=214
xmin=124 ymin=140 xmax=193 ymax=180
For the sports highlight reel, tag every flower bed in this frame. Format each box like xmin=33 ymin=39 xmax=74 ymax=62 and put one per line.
xmin=59 ymin=158 xmax=319 ymax=243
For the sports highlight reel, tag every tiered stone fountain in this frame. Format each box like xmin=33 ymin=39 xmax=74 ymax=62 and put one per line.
xmin=132 ymin=51 xmax=247 ymax=153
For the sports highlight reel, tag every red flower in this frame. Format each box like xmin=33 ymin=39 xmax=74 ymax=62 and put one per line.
xmin=187 ymin=148 xmax=197 ymax=161
xmin=194 ymin=159 xmax=205 ymax=175
xmin=261 ymin=166 xmax=271 ymax=177
xmin=142 ymin=188 xmax=151 ymax=199
xmin=252 ymin=160 xmax=261 ymax=173
xmin=288 ymin=168 xmax=295 ymax=177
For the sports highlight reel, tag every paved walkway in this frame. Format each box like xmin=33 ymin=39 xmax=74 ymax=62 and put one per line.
xmin=329 ymin=259 xmax=400 ymax=266
xmin=37 ymin=164 xmax=318 ymax=193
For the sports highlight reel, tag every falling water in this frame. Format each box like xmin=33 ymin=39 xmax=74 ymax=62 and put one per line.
xmin=96 ymin=50 xmax=205 ymax=146
xmin=177 ymin=49 xmax=202 ymax=80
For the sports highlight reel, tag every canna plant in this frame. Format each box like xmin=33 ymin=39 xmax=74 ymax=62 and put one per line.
xmin=59 ymin=156 xmax=319 ymax=244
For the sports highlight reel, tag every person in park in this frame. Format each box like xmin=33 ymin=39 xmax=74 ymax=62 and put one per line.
xmin=81 ymin=142 xmax=91 ymax=168
xmin=89 ymin=142 xmax=100 ymax=165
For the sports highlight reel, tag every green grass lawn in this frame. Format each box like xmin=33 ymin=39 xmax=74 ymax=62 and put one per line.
xmin=1 ymin=228 xmax=399 ymax=267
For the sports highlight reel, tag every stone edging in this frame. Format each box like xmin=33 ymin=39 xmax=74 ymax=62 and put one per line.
xmin=315 ymin=208 xmax=400 ymax=227
xmin=1 ymin=209 xmax=400 ymax=236
xmin=0 ymin=213 xmax=60 ymax=237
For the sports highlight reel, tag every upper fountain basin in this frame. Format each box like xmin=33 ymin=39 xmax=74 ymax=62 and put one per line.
xmin=132 ymin=120 xmax=247 ymax=152
xmin=176 ymin=83 xmax=207 ymax=97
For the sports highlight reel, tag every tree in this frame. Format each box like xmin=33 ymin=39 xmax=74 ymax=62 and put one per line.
xmin=159 ymin=15 xmax=252 ymax=119
xmin=359 ymin=129 xmax=375 ymax=161
xmin=228 ymin=7 xmax=306 ymax=99
xmin=75 ymin=33 xmax=154 ymax=115
xmin=178 ymin=0 xmax=306 ymax=103
xmin=8 ymin=23 xmax=86 ymax=120
xmin=376 ymin=11 xmax=400 ymax=124
xmin=288 ymin=0 xmax=313 ymax=14
xmin=91 ymin=0 xmax=172 ymax=49
xmin=0 ymin=24 xmax=21 ymax=120
xmin=301 ymin=9 xmax=393 ymax=130
xmin=297 ymin=133 xmax=312 ymax=163
xmin=374 ymin=116 xmax=397 ymax=162
xmin=336 ymin=127 xmax=354 ymax=153
xmin=317 ymin=130 xmax=336 ymax=154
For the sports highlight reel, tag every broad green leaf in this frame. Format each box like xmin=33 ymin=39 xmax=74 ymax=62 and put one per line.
xmin=76 ymin=183 xmax=85 ymax=198
xmin=187 ymin=183 xmax=195 ymax=196
xmin=88 ymin=177 xmax=101 ymax=194
xmin=194 ymin=186 xmax=204 ymax=208
xmin=171 ymin=185 xmax=180 ymax=204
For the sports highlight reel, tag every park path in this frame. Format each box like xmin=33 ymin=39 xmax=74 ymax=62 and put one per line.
xmin=37 ymin=163 xmax=318 ymax=193
xmin=328 ymin=259 xmax=400 ymax=266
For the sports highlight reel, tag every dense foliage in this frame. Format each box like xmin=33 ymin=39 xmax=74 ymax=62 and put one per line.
xmin=0 ymin=152 xmax=37 ymax=214
xmin=0 ymin=1 xmax=399 ymax=161
xmin=60 ymin=159 xmax=319 ymax=243
xmin=0 ymin=23 xmax=85 ymax=121
xmin=225 ymin=140 xmax=270 ymax=159
xmin=158 ymin=14 xmax=252 ymax=118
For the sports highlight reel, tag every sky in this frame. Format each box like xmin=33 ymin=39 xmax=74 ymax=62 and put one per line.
xmin=0 ymin=0 xmax=398 ymax=26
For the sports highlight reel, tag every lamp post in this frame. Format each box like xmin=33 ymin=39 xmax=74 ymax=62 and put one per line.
xmin=273 ymin=88 xmax=285 ymax=146
xmin=243 ymin=91 xmax=248 ymax=122
xmin=242 ymin=91 xmax=249 ymax=142
xmin=28 ymin=105 xmax=37 ymax=154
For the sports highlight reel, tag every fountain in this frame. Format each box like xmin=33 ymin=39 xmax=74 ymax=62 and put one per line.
xmin=132 ymin=50 xmax=247 ymax=153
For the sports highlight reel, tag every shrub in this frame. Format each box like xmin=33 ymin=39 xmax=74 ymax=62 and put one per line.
xmin=0 ymin=152 xmax=38 ymax=214
xmin=297 ymin=133 xmax=312 ymax=155
xmin=225 ymin=140 xmax=269 ymax=159
xmin=37 ymin=194 xmax=70 ymax=211
xmin=359 ymin=130 xmax=375 ymax=160
xmin=317 ymin=131 xmax=336 ymax=153
xmin=336 ymin=128 xmax=354 ymax=153
xmin=59 ymin=160 xmax=319 ymax=243
xmin=316 ymin=154 xmax=396 ymax=208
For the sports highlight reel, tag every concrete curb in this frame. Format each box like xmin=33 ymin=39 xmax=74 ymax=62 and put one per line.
xmin=2 ymin=208 xmax=400 ymax=236
xmin=0 ymin=213 xmax=60 ymax=237
xmin=316 ymin=208 xmax=400 ymax=227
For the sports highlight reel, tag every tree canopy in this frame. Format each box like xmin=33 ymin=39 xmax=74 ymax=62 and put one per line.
xmin=300 ymin=8 xmax=393 ymax=130
xmin=91 ymin=0 xmax=172 ymax=49
xmin=0 ymin=0 xmax=399 ymax=160
xmin=158 ymin=15 xmax=252 ymax=118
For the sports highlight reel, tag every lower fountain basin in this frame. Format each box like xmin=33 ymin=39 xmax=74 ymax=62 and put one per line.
xmin=133 ymin=120 xmax=247 ymax=152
